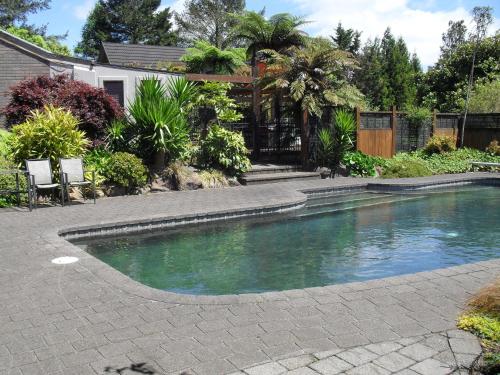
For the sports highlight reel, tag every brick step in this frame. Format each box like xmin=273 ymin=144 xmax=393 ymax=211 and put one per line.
xmin=244 ymin=164 xmax=302 ymax=176
xmin=240 ymin=171 xmax=320 ymax=185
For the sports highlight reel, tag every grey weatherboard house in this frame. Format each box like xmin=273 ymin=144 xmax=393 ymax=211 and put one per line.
xmin=0 ymin=29 xmax=183 ymax=126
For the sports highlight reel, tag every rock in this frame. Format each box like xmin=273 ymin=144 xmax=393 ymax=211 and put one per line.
xmin=316 ymin=167 xmax=331 ymax=179
xmin=334 ymin=163 xmax=349 ymax=177
xmin=69 ymin=187 xmax=83 ymax=201
xmin=104 ymin=184 xmax=128 ymax=197
xmin=150 ymin=179 xmax=170 ymax=192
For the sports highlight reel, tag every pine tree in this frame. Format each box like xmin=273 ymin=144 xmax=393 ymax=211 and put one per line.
xmin=0 ymin=0 xmax=50 ymax=27
xmin=330 ymin=22 xmax=361 ymax=55
xmin=175 ymin=0 xmax=246 ymax=49
xmin=75 ymin=0 xmax=178 ymax=58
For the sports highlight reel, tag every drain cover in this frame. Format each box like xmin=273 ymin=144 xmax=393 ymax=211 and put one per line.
xmin=51 ymin=256 xmax=79 ymax=265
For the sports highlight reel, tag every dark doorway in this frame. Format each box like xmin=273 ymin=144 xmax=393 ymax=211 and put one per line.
xmin=103 ymin=80 xmax=124 ymax=107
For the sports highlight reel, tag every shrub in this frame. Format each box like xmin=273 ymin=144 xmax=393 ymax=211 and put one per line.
xmin=405 ymin=105 xmax=432 ymax=127
xmin=0 ymin=156 xmax=28 ymax=207
xmin=199 ymin=169 xmax=229 ymax=188
xmin=486 ymin=140 xmax=500 ymax=156
xmin=198 ymin=125 xmax=251 ymax=176
xmin=3 ymin=75 xmax=123 ymax=142
xmin=0 ymin=129 xmax=11 ymax=159
xmin=8 ymin=105 xmax=89 ymax=175
xmin=83 ymin=148 xmax=112 ymax=187
xmin=424 ymin=135 xmax=457 ymax=155
xmin=425 ymin=148 xmax=500 ymax=174
xmin=342 ymin=151 xmax=387 ymax=177
xmin=103 ymin=152 xmax=148 ymax=192
xmin=381 ymin=154 xmax=433 ymax=178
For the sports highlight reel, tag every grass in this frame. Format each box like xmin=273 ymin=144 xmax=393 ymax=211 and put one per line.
xmin=457 ymin=278 xmax=499 ymax=374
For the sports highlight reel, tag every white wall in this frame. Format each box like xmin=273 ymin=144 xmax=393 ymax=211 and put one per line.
xmin=72 ymin=63 xmax=179 ymax=108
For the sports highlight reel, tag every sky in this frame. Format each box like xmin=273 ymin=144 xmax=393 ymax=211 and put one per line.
xmin=26 ymin=0 xmax=500 ymax=68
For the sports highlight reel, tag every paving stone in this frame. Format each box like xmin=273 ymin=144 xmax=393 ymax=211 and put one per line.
xmin=336 ymin=347 xmax=378 ymax=366
xmin=244 ymin=362 xmax=287 ymax=375
xmin=448 ymin=338 xmax=481 ymax=355
xmin=278 ymin=354 xmax=315 ymax=370
xmin=309 ymin=356 xmax=352 ymax=374
xmin=398 ymin=343 xmax=438 ymax=361
xmin=373 ymin=352 xmax=415 ymax=372
xmin=192 ymin=359 xmax=237 ymax=375
xmin=365 ymin=341 xmax=402 ymax=355
xmin=410 ymin=358 xmax=452 ymax=375
xmin=286 ymin=367 xmax=319 ymax=375
xmin=313 ymin=349 xmax=342 ymax=360
xmin=330 ymin=333 xmax=370 ymax=348
xmin=345 ymin=362 xmax=391 ymax=375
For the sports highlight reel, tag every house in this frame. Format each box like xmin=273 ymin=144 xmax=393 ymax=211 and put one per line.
xmin=98 ymin=42 xmax=186 ymax=70
xmin=0 ymin=29 xmax=180 ymax=126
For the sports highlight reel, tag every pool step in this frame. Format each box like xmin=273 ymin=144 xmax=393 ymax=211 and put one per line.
xmin=300 ymin=195 xmax=424 ymax=217
xmin=306 ymin=192 xmax=392 ymax=208
xmin=241 ymin=171 xmax=320 ymax=185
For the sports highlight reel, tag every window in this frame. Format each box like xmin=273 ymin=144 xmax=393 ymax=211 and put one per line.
xmin=103 ymin=80 xmax=124 ymax=107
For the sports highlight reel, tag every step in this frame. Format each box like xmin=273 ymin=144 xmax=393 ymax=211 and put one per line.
xmin=306 ymin=192 xmax=394 ymax=209
xmin=244 ymin=164 xmax=302 ymax=176
xmin=241 ymin=171 xmax=320 ymax=185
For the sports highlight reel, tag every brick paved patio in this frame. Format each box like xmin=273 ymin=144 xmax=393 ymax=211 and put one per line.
xmin=0 ymin=173 xmax=498 ymax=374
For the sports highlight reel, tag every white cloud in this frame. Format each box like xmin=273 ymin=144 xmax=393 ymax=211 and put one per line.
xmin=73 ymin=0 xmax=96 ymax=20
xmin=290 ymin=0 xmax=498 ymax=68
xmin=158 ymin=0 xmax=185 ymax=14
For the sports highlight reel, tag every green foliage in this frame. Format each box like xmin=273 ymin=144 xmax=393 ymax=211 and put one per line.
xmin=0 ymin=129 xmax=11 ymax=159
xmin=83 ymin=148 xmax=111 ymax=187
xmin=0 ymin=156 xmax=28 ymax=207
xmin=422 ymin=34 xmax=499 ymax=112
xmin=486 ymin=140 xmax=500 ymax=156
xmin=355 ymin=28 xmax=420 ymax=110
xmin=316 ymin=109 xmax=356 ymax=173
xmin=182 ymin=41 xmax=246 ymax=74
xmin=128 ymin=77 xmax=196 ymax=164
xmin=8 ymin=105 xmax=89 ymax=175
xmin=330 ymin=22 xmax=361 ymax=55
xmin=405 ymin=105 xmax=431 ymax=127
xmin=458 ymin=313 xmax=499 ymax=342
xmin=469 ymin=77 xmax=500 ymax=113
xmin=75 ymin=0 xmax=178 ymax=58
xmin=104 ymin=119 xmax=128 ymax=152
xmin=425 ymin=148 xmax=500 ymax=174
xmin=424 ymin=135 xmax=456 ymax=155
xmin=232 ymin=11 xmax=307 ymax=61
xmin=0 ymin=0 xmax=49 ymax=27
xmin=263 ymin=39 xmax=365 ymax=117
xmin=5 ymin=25 xmax=70 ymax=55
xmin=342 ymin=151 xmax=386 ymax=177
xmin=175 ymin=0 xmax=246 ymax=49
xmin=195 ymin=81 xmax=243 ymax=123
xmin=103 ymin=152 xmax=148 ymax=191
xmin=381 ymin=153 xmax=433 ymax=178
xmin=199 ymin=125 xmax=251 ymax=176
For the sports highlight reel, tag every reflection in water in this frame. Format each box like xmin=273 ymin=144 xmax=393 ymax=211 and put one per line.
xmin=76 ymin=186 xmax=500 ymax=295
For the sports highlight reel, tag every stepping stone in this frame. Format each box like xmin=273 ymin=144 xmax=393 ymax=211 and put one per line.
xmin=410 ymin=358 xmax=452 ymax=375
xmin=399 ymin=343 xmax=438 ymax=361
xmin=310 ymin=356 xmax=352 ymax=374
xmin=373 ymin=352 xmax=415 ymax=372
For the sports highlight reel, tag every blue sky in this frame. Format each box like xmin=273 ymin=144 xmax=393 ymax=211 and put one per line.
xmin=26 ymin=0 xmax=499 ymax=67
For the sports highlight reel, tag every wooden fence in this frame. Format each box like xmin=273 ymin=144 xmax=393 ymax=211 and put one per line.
xmin=356 ymin=108 xmax=500 ymax=158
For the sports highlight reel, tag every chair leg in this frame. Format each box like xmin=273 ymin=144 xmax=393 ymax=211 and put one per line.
xmin=33 ymin=187 xmax=37 ymax=209
xmin=60 ymin=186 xmax=64 ymax=207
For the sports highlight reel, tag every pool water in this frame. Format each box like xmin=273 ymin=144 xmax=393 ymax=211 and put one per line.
xmin=74 ymin=186 xmax=500 ymax=295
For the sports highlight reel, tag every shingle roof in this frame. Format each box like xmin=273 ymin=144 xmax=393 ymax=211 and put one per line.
xmin=99 ymin=42 xmax=186 ymax=67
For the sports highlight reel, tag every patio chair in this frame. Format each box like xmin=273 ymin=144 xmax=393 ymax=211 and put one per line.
xmin=25 ymin=159 xmax=63 ymax=208
xmin=60 ymin=158 xmax=96 ymax=205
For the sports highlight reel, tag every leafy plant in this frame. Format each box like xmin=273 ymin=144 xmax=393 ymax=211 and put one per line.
xmin=405 ymin=105 xmax=432 ymax=127
xmin=165 ymin=77 xmax=198 ymax=113
xmin=105 ymin=119 xmax=129 ymax=152
xmin=6 ymin=25 xmax=71 ymax=55
xmin=486 ymin=140 xmax=500 ymax=156
xmin=0 ymin=156 xmax=28 ymax=207
xmin=425 ymin=148 xmax=499 ymax=174
xmin=129 ymin=78 xmax=195 ymax=168
xmin=3 ymin=75 xmax=123 ymax=142
xmin=84 ymin=148 xmax=112 ymax=187
xmin=182 ymin=40 xmax=246 ymax=74
xmin=195 ymin=82 xmax=243 ymax=123
xmin=199 ymin=169 xmax=229 ymax=189
xmin=342 ymin=151 xmax=386 ymax=177
xmin=198 ymin=125 xmax=251 ymax=176
xmin=103 ymin=152 xmax=148 ymax=192
xmin=424 ymin=135 xmax=457 ymax=155
xmin=381 ymin=154 xmax=433 ymax=178
xmin=8 ymin=105 xmax=89 ymax=175
xmin=0 ymin=129 xmax=11 ymax=159
xmin=317 ymin=128 xmax=335 ymax=169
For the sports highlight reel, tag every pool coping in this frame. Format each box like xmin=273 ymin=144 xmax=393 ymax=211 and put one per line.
xmin=55 ymin=173 xmax=500 ymax=306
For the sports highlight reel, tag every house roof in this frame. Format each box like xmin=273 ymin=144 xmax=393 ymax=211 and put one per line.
xmin=99 ymin=42 xmax=186 ymax=68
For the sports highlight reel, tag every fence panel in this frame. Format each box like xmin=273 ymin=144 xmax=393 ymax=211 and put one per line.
xmin=463 ymin=113 xmax=500 ymax=150
xmin=357 ymin=111 xmax=394 ymax=158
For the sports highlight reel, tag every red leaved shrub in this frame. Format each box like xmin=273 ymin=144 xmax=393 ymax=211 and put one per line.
xmin=3 ymin=75 xmax=123 ymax=142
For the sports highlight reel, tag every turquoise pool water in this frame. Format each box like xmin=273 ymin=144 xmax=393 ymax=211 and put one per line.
xmin=75 ymin=186 xmax=500 ymax=295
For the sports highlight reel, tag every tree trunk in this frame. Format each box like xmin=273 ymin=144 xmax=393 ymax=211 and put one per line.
xmin=152 ymin=150 xmax=166 ymax=172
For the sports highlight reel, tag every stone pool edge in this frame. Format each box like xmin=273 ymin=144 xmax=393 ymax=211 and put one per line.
xmin=54 ymin=173 xmax=500 ymax=306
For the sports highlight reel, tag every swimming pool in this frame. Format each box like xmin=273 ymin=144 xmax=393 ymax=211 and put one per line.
xmin=74 ymin=185 xmax=499 ymax=295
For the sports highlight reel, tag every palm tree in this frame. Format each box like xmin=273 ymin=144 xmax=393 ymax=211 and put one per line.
xmin=262 ymin=37 xmax=365 ymax=166
xmin=231 ymin=12 xmax=308 ymax=157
